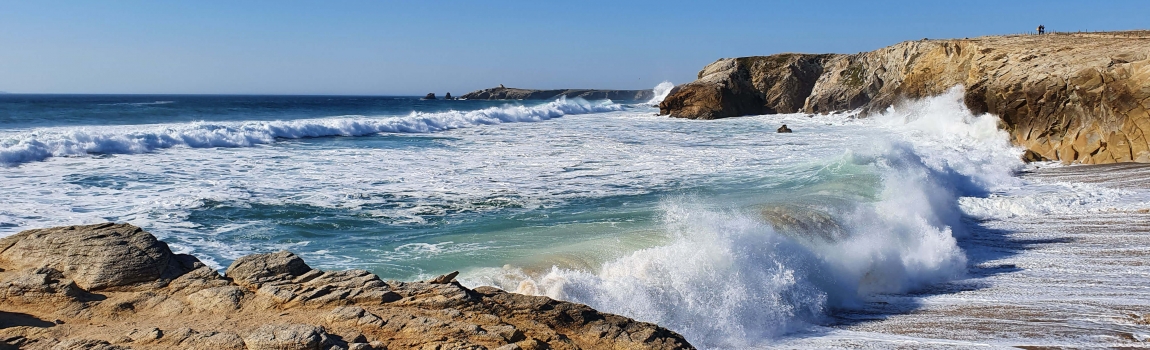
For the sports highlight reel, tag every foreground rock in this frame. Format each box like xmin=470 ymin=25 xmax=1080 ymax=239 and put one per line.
xmin=461 ymin=86 xmax=655 ymax=101
xmin=660 ymin=31 xmax=1150 ymax=164
xmin=0 ymin=223 xmax=693 ymax=350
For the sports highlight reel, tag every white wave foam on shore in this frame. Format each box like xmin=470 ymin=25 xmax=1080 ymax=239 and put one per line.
xmin=467 ymin=87 xmax=1025 ymax=347
xmin=0 ymin=97 xmax=621 ymax=166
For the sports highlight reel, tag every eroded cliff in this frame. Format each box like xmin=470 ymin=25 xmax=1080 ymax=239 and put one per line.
xmin=660 ymin=31 xmax=1150 ymax=164
xmin=0 ymin=223 xmax=693 ymax=350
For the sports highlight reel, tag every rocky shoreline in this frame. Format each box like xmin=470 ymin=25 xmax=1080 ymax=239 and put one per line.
xmin=659 ymin=31 xmax=1150 ymax=164
xmin=0 ymin=223 xmax=693 ymax=350
xmin=460 ymin=87 xmax=654 ymax=101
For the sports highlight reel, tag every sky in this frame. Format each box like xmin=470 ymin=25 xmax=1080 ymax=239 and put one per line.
xmin=1 ymin=1 xmax=1147 ymax=95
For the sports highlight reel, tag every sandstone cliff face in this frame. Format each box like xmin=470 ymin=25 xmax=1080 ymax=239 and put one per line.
xmin=660 ymin=31 xmax=1150 ymax=164
xmin=659 ymin=54 xmax=840 ymax=119
xmin=0 ymin=223 xmax=693 ymax=350
xmin=461 ymin=87 xmax=655 ymax=101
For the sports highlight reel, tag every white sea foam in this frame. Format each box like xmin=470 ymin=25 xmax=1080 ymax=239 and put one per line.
xmin=647 ymin=81 xmax=675 ymax=105
xmin=10 ymin=86 xmax=1126 ymax=347
xmin=464 ymin=86 xmax=1025 ymax=347
xmin=0 ymin=97 xmax=622 ymax=166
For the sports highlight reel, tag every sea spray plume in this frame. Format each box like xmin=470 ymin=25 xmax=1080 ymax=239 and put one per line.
xmin=647 ymin=81 xmax=675 ymax=106
xmin=872 ymin=85 xmax=1024 ymax=189
xmin=468 ymin=87 xmax=1021 ymax=347
xmin=0 ymin=97 xmax=623 ymax=166
xmin=489 ymin=197 xmax=830 ymax=348
xmin=803 ymin=86 xmax=1021 ymax=299
xmin=804 ymin=86 xmax=1023 ymax=299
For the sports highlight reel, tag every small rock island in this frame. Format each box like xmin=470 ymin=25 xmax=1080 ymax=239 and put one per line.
xmin=460 ymin=86 xmax=656 ymax=101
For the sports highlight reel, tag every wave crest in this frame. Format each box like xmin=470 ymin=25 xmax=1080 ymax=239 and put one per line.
xmin=465 ymin=86 xmax=1022 ymax=347
xmin=0 ymin=97 xmax=622 ymax=166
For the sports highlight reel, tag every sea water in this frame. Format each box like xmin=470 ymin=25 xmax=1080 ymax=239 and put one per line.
xmin=2 ymin=86 xmax=1149 ymax=348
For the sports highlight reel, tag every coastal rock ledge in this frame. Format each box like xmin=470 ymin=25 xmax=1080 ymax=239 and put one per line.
xmin=660 ymin=31 xmax=1150 ymax=164
xmin=0 ymin=223 xmax=693 ymax=350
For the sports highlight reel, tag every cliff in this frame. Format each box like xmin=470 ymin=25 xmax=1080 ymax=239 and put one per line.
xmin=461 ymin=87 xmax=655 ymax=101
xmin=660 ymin=31 xmax=1150 ymax=164
xmin=0 ymin=223 xmax=693 ymax=350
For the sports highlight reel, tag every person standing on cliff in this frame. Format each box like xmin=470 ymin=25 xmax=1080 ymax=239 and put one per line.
xmin=1038 ymin=25 xmax=1045 ymax=34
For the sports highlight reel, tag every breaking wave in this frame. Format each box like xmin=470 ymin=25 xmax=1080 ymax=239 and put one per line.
xmin=0 ymin=97 xmax=621 ymax=166
xmin=467 ymin=86 xmax=1026 ymax=348
xmin=647 ymin=81 xmax=675 ymax=105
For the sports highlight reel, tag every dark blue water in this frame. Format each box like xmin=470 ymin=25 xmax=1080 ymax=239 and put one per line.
xmin=0 ymin=94 xmax=528 ymax=129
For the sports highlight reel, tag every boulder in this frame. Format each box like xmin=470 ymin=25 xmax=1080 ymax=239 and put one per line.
xmin=422 ymin=93 xmax=436 ymax=100
xmin=428 ymin=271 xmax=459 ymax=284
xmin=777 ymin=124 xmax=793 ymax=133
xmin=1022 ymin=149 xmax=1050 ymax=162
xmin=243 ymin=324 xmax=332 ymax=350
xmin=444 ymin=92 xmax=454 ymax=100
xmin=225 ymin=250 xmax=312 ymax=289
xmin=0 ymin=267 xmax=87 ymax=301
xmin=0 ymin=223 xmax=189 ymax=290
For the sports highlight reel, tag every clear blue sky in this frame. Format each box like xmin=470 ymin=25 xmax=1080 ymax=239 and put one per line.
xmin=1 ymin=1 xmax=1146 ymax=95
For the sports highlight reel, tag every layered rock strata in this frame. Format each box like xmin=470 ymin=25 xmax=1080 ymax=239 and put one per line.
xmin=660 ymin=31 xmax=1150 ymax=164
xmin=461 ymin=87 xmax=655 ymax=101
xmin=0 ymin=223 xmax=693 ymax=350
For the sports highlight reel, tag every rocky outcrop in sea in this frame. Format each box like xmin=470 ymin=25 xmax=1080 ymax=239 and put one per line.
xmin=659 ymin=31 xmax=1150 ymax=164
xmin=461 ymin=87 xmax=655 ymax=101
xmin=0 ymin=223 xmax=693 ymax=350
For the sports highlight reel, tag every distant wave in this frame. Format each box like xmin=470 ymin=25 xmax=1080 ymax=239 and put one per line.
xmin=97 ymin=101 xmax=176 ymax=106
xmin=0 ymin=97 xmax=622 ymax=166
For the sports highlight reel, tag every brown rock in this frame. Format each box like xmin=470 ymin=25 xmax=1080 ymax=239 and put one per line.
xmin=1022 ymin=149 xmax=1050 ymax=162
xmin=659 ymin=31 xmax=1150 ymax=164
xmin=226 ymin=251 xmax=312 ymax=289
xmin=0 ymin=223 xmax=203 ymax=291
xmin=659 ymin=54 xmax=839 ymax=119
xmin=0 ymin=267 xmax=87 ymax=301
xmin=50 ymin=339 xmax=131 ymax=350
xmin=0 ymin=224 xmax=694 ymax=350
xmin=428 ymin=271 xmax=459 ymax=284
xmin=243 ymin=324 xmax=330 ymax=350
xmin=162 ymin=328 xmax=246 ymax=350
xmin=186 ymin=286 xmax=245 ymax=313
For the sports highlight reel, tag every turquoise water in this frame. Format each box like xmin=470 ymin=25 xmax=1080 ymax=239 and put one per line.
xmin=0 ymin=89 xmax=1037 ymax=347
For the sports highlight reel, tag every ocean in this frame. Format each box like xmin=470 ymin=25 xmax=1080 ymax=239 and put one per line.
xmin=3 ymin=84 xmax=1149 ymax=348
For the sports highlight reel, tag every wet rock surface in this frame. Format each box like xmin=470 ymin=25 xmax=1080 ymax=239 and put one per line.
xmin=0 ymin=223 xmax=694 ymax=350
xmin=660 ymin=31 xmax=1150 ymax=164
